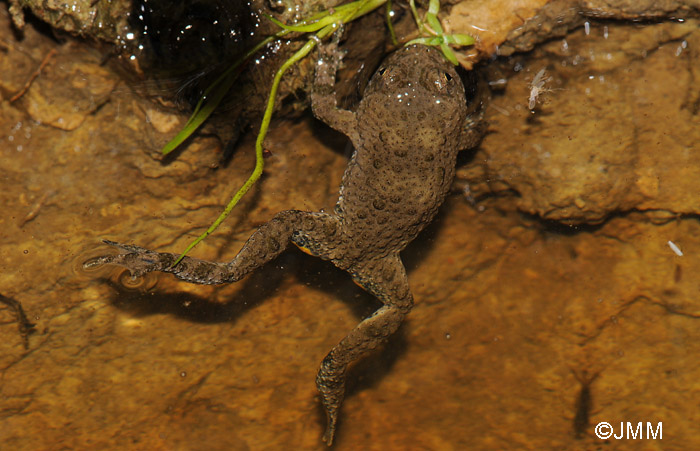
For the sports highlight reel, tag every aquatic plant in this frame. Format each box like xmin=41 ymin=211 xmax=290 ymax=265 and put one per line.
xmin=169 ymin=0 xmax=474 ymax=264
xmin=406 ymin=0 xmax=474 ymax=65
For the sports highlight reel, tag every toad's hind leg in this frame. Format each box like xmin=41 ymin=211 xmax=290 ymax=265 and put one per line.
xmin=317 ymin=254 xmax=413 ymax=445
xmin=86 ymin=210 xmax=340 ymax=285
xmin=228 ymin=210 xmax=340 ymax=276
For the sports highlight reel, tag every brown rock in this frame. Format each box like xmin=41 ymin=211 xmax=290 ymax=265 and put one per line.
xmin=463 ymin=19 xmax=700 ymax=223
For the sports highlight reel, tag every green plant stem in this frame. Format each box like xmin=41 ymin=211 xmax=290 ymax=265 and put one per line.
xmin=386 ymin=0 xmax=398 ymax=46
xmin=171 ymin=40 xmax=316 ymax=265
xmin=408 ymin=0 xmax=425 ymax=35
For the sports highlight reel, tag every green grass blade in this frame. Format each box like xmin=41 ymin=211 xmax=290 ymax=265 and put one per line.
xmin=426 ymin=12 xmax=444 ymax=35
xmin=161 ymin=67 xmax=243 ymax=155
xmin=428 ymin=0 xmax=440 ymax=16
xmin=408 ymin=0 xmax=425 ymax=34
xmin=161 ymin=36 xmax=276 ymax=156
xmin=266 ymin=13 xmax=334 ymax=33
xmin=439 ymin=41 xmax=458 ymax=64
xmin=446 ymin=34 xmax=475 ymax=46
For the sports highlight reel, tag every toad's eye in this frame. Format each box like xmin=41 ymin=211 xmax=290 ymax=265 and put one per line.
xmin=378 ymin=67 xmax=387 ymax=76
xmin=426 ymin=68 xmax=454 ymax=91
xmin=437 ymin=72 xmax=453 ymax=87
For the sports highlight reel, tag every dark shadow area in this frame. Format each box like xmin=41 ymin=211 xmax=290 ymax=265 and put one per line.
xmin=456 ymin=64 xmax=483 ymax=108
xmin=530 ymin=209 xmax=700 ymax=237
xmin=100 ymin=252 xmax=289 ymax=324
xmin=126 ymin=0 xmax=253 ymax=85
xmin=454 ymin=130 xmax=482 ymax=167
xmin=1 ymin=1 xmax=63 ymax=43
xmin=401 ymin=204 xmax=450 ymax=275
xmin=99 ymin=241 xmax=408 ymax=328
xmin=346 ymin=325 xmax=409 ymax=395
xmin=521 ymin=210 xmax=626 ymax=237
xmin=288 ymin=249 xmax=383 ymax=319
xmin=0 ymin=293 xmax=36 ymax=349
xmin=309 ymin=114 xmax=355 ymax=160
xmin=321 ymin=324 xmax=410 ymax=446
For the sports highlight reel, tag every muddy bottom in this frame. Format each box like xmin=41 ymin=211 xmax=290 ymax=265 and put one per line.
xmin=1 ymin=7 xmax=697 ymax=451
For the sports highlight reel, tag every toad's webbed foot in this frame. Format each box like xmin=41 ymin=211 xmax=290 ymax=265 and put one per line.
xmin=84 ymin=240 xmax=177 ymax=278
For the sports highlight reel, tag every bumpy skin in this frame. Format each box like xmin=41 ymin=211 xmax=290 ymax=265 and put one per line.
xmin=85 ymin=44 xmax=484 ymax=445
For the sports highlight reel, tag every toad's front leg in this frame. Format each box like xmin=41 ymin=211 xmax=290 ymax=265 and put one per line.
xmin=85 ymin=210 xmax=339 ymax=285
xmin=311 ymin=42 xmax=359 ymax=144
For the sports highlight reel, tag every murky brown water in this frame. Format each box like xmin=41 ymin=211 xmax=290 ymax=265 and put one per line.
xmin=1 ymin=6 xmax=698 ymax=451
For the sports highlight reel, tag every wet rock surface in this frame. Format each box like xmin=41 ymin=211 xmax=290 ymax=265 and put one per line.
xmin=462 ymin=19 xmax=700 ymax=223
xmin=1 ymin=2 xmax=700 ymax=450
xmin=445 ymin=0 xmax=700 ymax=63
xmin=7 ymin=0 xmax=130 ymax=40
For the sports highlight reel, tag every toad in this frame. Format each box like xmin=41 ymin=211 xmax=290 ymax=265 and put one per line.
xmin=85 ymin=43 xmax=484 ymax=444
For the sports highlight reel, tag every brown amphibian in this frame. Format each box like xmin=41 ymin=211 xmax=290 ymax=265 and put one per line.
xmin=85 ymin=44 xmax=484 ymax=444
